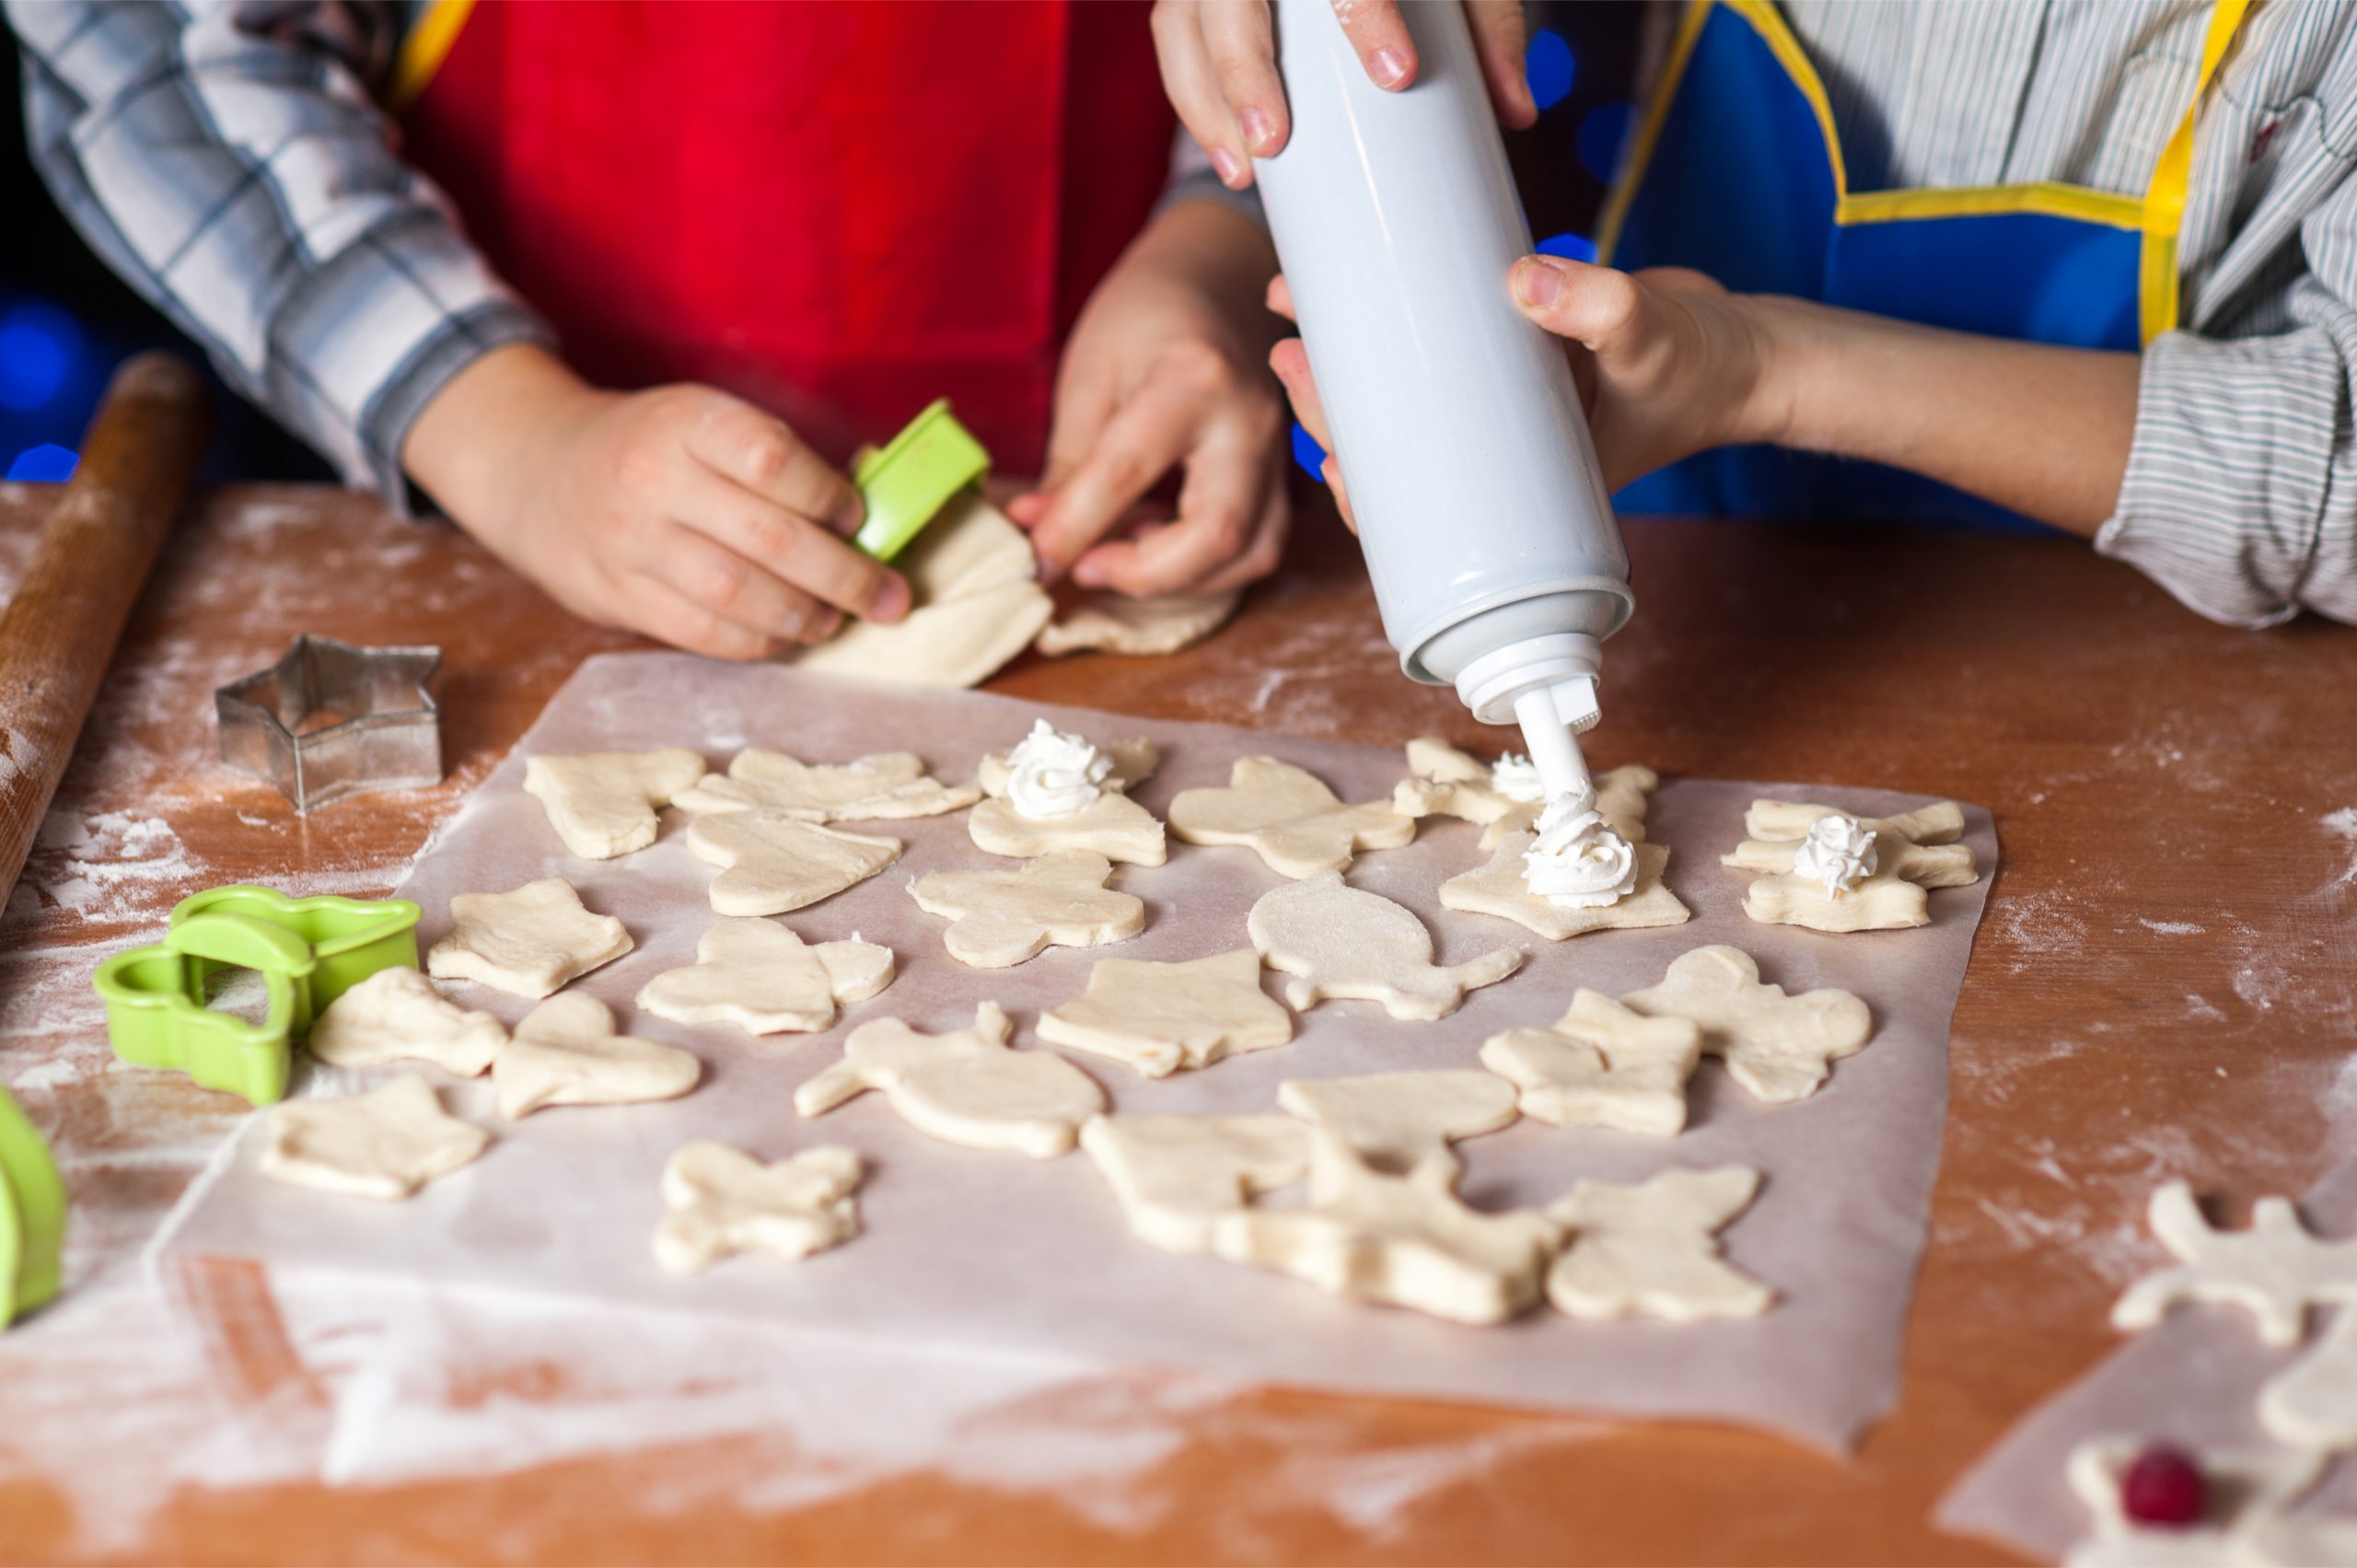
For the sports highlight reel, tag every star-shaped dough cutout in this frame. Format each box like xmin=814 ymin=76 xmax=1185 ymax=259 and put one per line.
xmin=906 ymin=849 xmax=1145 ymax=969
xmin=1079 ymin=1113 xmax=1308 ymax=1253
xmin=1619 ymin=945 xmax=1872 ymax=1105
xmin=1439 ymin=837 xmax=1691 ymax=939
xmin=674 ymin=749 xmax=979 ymax=822
xmin=636 ymin=919 xmax=893 ymax=1036
xmin=653 ymin=1141 xmax=863 ymax=1273
xmin=1248 ymin=871 xmax=1521 ymax=1021
xmin=1275 ymin=1070 xmax=1518 ymax=1184
xmin=684 ymin=811 xmax=902 ymax=917
xmin=493 ymin=994 xmax=702 ymax=1120
xmin=1724 ymin=799 xmax=1979 ymax=932
xmin=1543 ymin=1166 xmax=1772 ymax=1321
xmin=969 ymin=732 xmax=1165 ymax=866
xmin=1037 ymin=949 xmax=1291 ymax=1077
xmin=2113 ymin=1179 xmax=2357 ymax=1347
xmin=308 ymin=967 xmax=506 ymax=1075
xmin=1391 ymin=738 xmax=1661 ymax=850
xmin=1480 ymin=989 xmax=1703 ymax=1136
xmin=523 ymin=748 xmax=706 ymax=859
xmin=426 ymin=877 xmax=633 ymax=999
xmin=795 ymin=1002 xmax=1105 ymax=1159
xmin=1169 ymin=756 xmax=1415 ymax=877
xmin=260 ymin=1074 xmax=490 ymax=1201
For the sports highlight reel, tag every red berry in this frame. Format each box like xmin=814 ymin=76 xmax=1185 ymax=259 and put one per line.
xmin=2122 ymin=1444 xmax=2207 ymax=1528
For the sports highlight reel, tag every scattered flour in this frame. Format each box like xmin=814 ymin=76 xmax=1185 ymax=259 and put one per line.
xmin=2138 ymin=918 xmax=2206 ymax=935
xmin=2326 ymin=807 xmax=2357 ymax=891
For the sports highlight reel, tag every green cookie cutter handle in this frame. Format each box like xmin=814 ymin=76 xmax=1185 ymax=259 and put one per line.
xmin=94 ymin=912 xmax=315 ymax=1107
xmin=170 ymin=885 xmax=422 ymax=1014
xmin=853 ymin=399 xmax=990 ymax=563
xmin=0 ymin=1085 xmax=66 ymax=1329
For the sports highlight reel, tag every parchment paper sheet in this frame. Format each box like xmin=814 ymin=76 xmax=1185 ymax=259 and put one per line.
xmin=1940 ymin=1157 xmax=2357 ymax=1561
xmin=158 ymin=654 xmax=1997 ymax=1452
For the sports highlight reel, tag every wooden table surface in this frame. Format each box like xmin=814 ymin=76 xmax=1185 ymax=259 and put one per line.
xmin=2 ymin=479 xmax=2353 ymax=1565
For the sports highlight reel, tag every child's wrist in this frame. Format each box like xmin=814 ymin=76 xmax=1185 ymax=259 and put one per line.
xmin=1732 ymin=293 xmax=1817 ymax=452
xmin=404 ymin=343 xmax=596 ymax=532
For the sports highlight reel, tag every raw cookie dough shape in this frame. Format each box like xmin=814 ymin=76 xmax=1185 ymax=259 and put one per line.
xmin=1543 ymin=1167 xmax=1773 ymax=1321
xmin=1724 ymin=798 xmax=1980 ymax=933
xmin=1210 ymin=1130 xmax=1562 ymax=1326
xmin=1037 ymin=949 xmax=1291 ymax=1077
xmin=1389 ymin=738 xmax=1657 ymax=850
xmin=1249 ymin=872 xmax=1521 ymax=1021
xmin=635 ymin=919 xmax=893 ymax=1036
xmin=791 ymin=494 xmax=1053 ymax=689
xmin=2112 ymin=1179 xmax=2357 ymax=1347
xmin=1079 ymin=1113 xmax=1309 ymax=1252
xmin=1620 ymin=945 xmax=1873 ymax=1105
xmin=522 ymin=748 xmax=705 ymax=860
xmin=1275 ymin=1071 xmax=1519 ymax=1181
xmin=969 ymin=729 xmax=1165 ymax=867
xmin=2260 ymin=1309 xmax=2357 ymax=1450
xmin=493 ymin=994 xmax=702 ymax=1120
xmin=653 ymin=1141 xmax=863 ymax=1274
xmin=2063 ymin=1437 xmax=2337 ymax=1568
xmin=1479 ymin=990 xmax=1704 ymax=1137
xmin=1035 ymin=588 xmax=1240 ymax=657
xmin=684 ymin=811 xmax=903 ymax=917
xmin=425 ymin=878 xmax=634 ymax=999
xmin=1440 ymin=838 xmax=1690 ymax=940
xmin=260 ymin=1074 xmax=490 ymax=1201
xmin=907 ymin=849 xmax=1145 ymax=969
xmin=1168 ymin=756 xmax=1416 ymax=878
xmin=795 ymin=1002 xmax=1105 ymax=1159
xmin=675 ymin=749 xmax=979 ymax=822
xmin=308 ymin=967 xmax=505 ymax=1075
xmin=978 ymin=737 xmax=1158 ymax=797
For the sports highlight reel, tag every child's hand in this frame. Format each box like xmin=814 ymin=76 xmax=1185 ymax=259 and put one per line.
xmin=404 ymin=344 xmax=908 ymax=659
xmin=1009 ymin=201 xmax=1290 ymax=597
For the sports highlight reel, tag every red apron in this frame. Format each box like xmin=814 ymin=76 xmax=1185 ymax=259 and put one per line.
xmin=400 ymin=0 xmax=1175 ymax=470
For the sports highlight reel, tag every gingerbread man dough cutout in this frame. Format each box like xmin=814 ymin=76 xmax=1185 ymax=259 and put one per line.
xmin=493 ymin=994 xmax=702 ymax=1120
xmin=2113 ymin=1179 xmax=2357 ymax=1347
xmin=636 ymin=919 xmax=893 ymax=1036
xmin=907 ymin=849 xmax=1145 ymax=968
xmin=1480 ymin=990 xmax=1703 ymax=1137
xmin=674 ymin=749 xmax=979 ymax=822
xmin=1620 ymin=945 xmax=1873 ymax=1105
xmin=1543 ymin=1166 xmax=1773 ymax=1321
xmin=260 ymin=1074 xmax=491 ymax=1201
xmin=1079 ymin=1113 xmax=1309 ymax=1253
xmin=1038 ymin=949 xmax=1292 ymax=1076
xmin=653 ymin=1141 xmax=864 ymax=1274
xmin=425 ymin=877 xmax=633 ymax=999
xmin=1169 ymin=756 xmax=1415 ymax=878
xmin=1724 ymin=799 xmax=1979 ymax=933
xmin=523 ymin=748 xmax=705 ymax=860
xmin=684 ymin=811 xmax=903 ymax=917
xmin=1248 ymin=872 xmax=1521 ymax=1021
xmin=795 ymin=1002 xmax=1105 ymax=1159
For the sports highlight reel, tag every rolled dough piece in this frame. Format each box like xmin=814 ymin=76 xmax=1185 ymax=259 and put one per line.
xmin=653 ymin=1141 xmax=863 ymax=1274
xmin=1275 ymin=1070 xmax=1518 ymax=1183
xmin=1169 ymin=757 xmax=1416 ymax=878
xmin=2063 ymin=1437 xmax=2329 ymax=1568
xmin=684 ymin=811 xmax=902 ymax=916
xmin=1439 ymin=836 xmax=1691 ymax=940
xmin=2112 ymin=1179 xmax=2357 ymax=1347
xmin=635 ymin=919 xmax=893 ymax=1036
xmin=675 ymin=749 xmax=979 ymax=822
xmin=795 ymin=1002 xmax=1106 ymax=1159
xmin=1724 ymin=798 xmax=1979 ymax=933
xmin=1479 ymin=990 xmax=1703 ymax=1136
xmin=308 ymin=967 xmax=505 ymax=1076
xmin=260 ymin=1074 xmax=490 ymax=1201
xmin=1037 ymin=949 xmax=1292 ymax=1077
xmin=1209 ymin=1130 xmax=1561 ymax=1326
xmin=425 ymin=878 xmax=633 ymax=999
xmin=2260 ymin=1309 xmax=2357 ymax=1450
xmin=522 ymin=748 xmax=705 ymax=859
xmin=979 ymin=738 xmax=1157 ymax=796
xmin=1035 ymin=589 xmax=1239 ymax=657
xmin=1248 ymin=871 xmax=1521 ymax=1021
xmin=1619 ymin=945 xmax=1873 ymax=1105
xmin=1543 ymin=1167 xmax=1773 ymax=1321
xmin=790 ymin=494 xmax=1052 ymax=688
xmin=1078 ymin=1113 xmax=1309 ymax=1252
xmin=493 ymin=994 xmax=702 ymax=1120
xmin=906 ymin=849 xmax=1145 ymax=969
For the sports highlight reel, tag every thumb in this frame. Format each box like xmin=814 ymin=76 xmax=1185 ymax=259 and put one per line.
xmin=1510 ymin=256 xmax=1644 ymax=349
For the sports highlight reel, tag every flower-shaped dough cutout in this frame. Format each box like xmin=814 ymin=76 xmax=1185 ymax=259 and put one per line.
xmin=1480 ymin=990 xmax=1703 ymax=1137
xmin=1724 ymin=799 xmax=1979 ymax=933
xmin=636 ymin=919 xmax=893 ymax=1036
xmin=795 ymin=1002 xmax=1105 ymax=1159
xmin=308 ymin=967 xmax=506 ymax=1075
xmin=1169 ymin=756 xmax=1415 ymax=877
xmin=261 ymin=1074 xmax=490 ymax=1201
xmin=493 ymin=994 xmax=702 ymax=1120
xmin=968 ymin=730 xmax=1165 ymax=866
xmin=1619 ymin=945 xmax=1872 ymax=1105
xmin=653 ymin=1141 xmax=863 ymax=1273
xmin=426 ymin=877 xmax=633 ymax=999
xmin=1248 ymin=872 xmax=1521 ymax=1021
xmin=1275 ymin=1070 xmax=1518 ymax=1184
xmin=674 ymin=749 xmax=979 ymax=822
xmin=684 ymin=811 xmax=903 ymax=917
xmin=1543 ymin=1167 xmax=1772 ymax=1321
xmin=2113 ymin=1180 xmax=2357 ymax=1347
xmin=1079 ymin=1113 xmax=1308 ymax=1253
xmin=1440 ymin=837 xmax=1690 ymax=940
xmin=523 ymin=748 xmax=706 ymax=859
xmin=1037 ymin=949 xmax=1291 ymax=1077
xmin=907 ymin=849 xmax=1145 ymax=969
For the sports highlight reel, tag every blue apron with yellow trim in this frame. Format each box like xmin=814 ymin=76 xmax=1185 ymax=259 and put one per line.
xmin=1598 ymin=0 xmax=2245 ymax=529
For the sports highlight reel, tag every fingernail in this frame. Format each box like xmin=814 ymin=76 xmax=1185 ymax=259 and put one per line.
xmin=1372 ymin=48 xmax=1411 ymax=87
xmin=1210 ymin=146 xmax=1248 ymax=187
xmin=1515 ymin=259 xmax=1563 ymax=308
xmin=1240 ymin=107 xmax=1276 ymax=154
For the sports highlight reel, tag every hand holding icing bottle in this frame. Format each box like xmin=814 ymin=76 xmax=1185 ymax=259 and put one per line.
xmin=1253 ymin=0 xmax=1635 ymax=812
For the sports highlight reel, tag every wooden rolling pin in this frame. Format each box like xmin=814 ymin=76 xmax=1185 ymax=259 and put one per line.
xmin=0 ymin=353 xmax=210 ymax=902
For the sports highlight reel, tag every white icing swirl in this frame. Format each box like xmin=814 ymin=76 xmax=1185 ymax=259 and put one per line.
xmin=1522 ymin=794 xmax=1638 ymax=910
xmin=1004 ymin=719 xmax=1113 ymax=820
xmin=1792 ymin=814 xmax=1878 ymax=897
xmin=1489 ymin=753 xmax=1547 ymax=804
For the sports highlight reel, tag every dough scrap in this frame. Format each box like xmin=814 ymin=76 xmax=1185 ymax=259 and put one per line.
xmin=1543 ymin=1167 xmax=1773 ymax=1321
xmin=907 ymin=849 xmax=1145 ymax=969
xmin=425 ymin=878 xmax=633 ymax=999
xmin=1249 ymin=872 xmax=1521 ymax=1020
xmin=260 ymin=1074 xmax=489 ymax=1201
xmin=2260 ymin=1309 xmax=2357 ymax=1450
xmin=1724 ymin=798 xmax=1980 ymax=933
xmin=1037 ymin=949 xmax=1291 ymax=1077
xmin=1079 ymin=1113 xmax=1308 ymax=1253
xmin=308 ymin=967 xmax=505 ymax=1076
xmin=653 ymin=1141 xmax=863 ymax=1274
xmin=684 ymin=811 xmax=902 ymax=916
xmin=636 ymin=919 xmax=893 ymax=1036
xmin=1620 ymin=945 xmax=1873 ymax=1105
xmin=1210 ymin=1130 xmax=1561 ymax=1326
xmin=1479 ymin=990 xmax=1703 ymax=1137
xmin=1035 ymin=589 xmax=1239 ymax=657
xmin=493 ymin=994 xmax=702 ymax=1120
xmin=791 ymin=494 xmax=1052 ymax=688
xmin=2112 ymin=1180 xmax=2357 ymax=1347
xmin=1169 ymin=756 xmax=1416 ymax=878
xmin=1275 ymin=1071 xmax=1518 ymax=1183
xmin=795 ymin=1002 xmax=1105 ymax=1159
xmin=675 ymin=749 xmax=979 ymax=822
xmin=1439 ymin=837 xmax=1691 ymax=940
xmin=2063 ymin=1436 xmax=2333 ymax=1568
xmin=522 ymin=748 xmax=705 ymax=860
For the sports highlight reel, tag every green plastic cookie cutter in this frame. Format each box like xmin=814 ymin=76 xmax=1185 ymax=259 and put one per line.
xmin=0 ymin=1084 xmax=66 ymax=1330
xmin=90 ymin=887 xmax=423 ymax=1107
xmin=852 ymin=398 xmax=990 ymax=563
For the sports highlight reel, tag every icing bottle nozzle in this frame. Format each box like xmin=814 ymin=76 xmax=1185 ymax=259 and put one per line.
xmin=1455 ymin=633 xmax=1601 ymax=804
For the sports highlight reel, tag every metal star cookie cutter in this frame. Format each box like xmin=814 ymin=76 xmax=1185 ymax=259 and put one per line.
xmin=216 ymin=634 xmax=443 ymax=812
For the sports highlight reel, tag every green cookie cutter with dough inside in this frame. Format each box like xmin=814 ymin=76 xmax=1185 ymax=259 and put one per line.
xmin=852 ymin=399 xmax=991 ymax=563
xmin=0 ymin=1084 xmax=66 ymax=1330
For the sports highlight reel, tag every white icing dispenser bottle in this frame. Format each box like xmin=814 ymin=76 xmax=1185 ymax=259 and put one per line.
xmin=1254 ymin=0 xmax=1632 ymax=800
